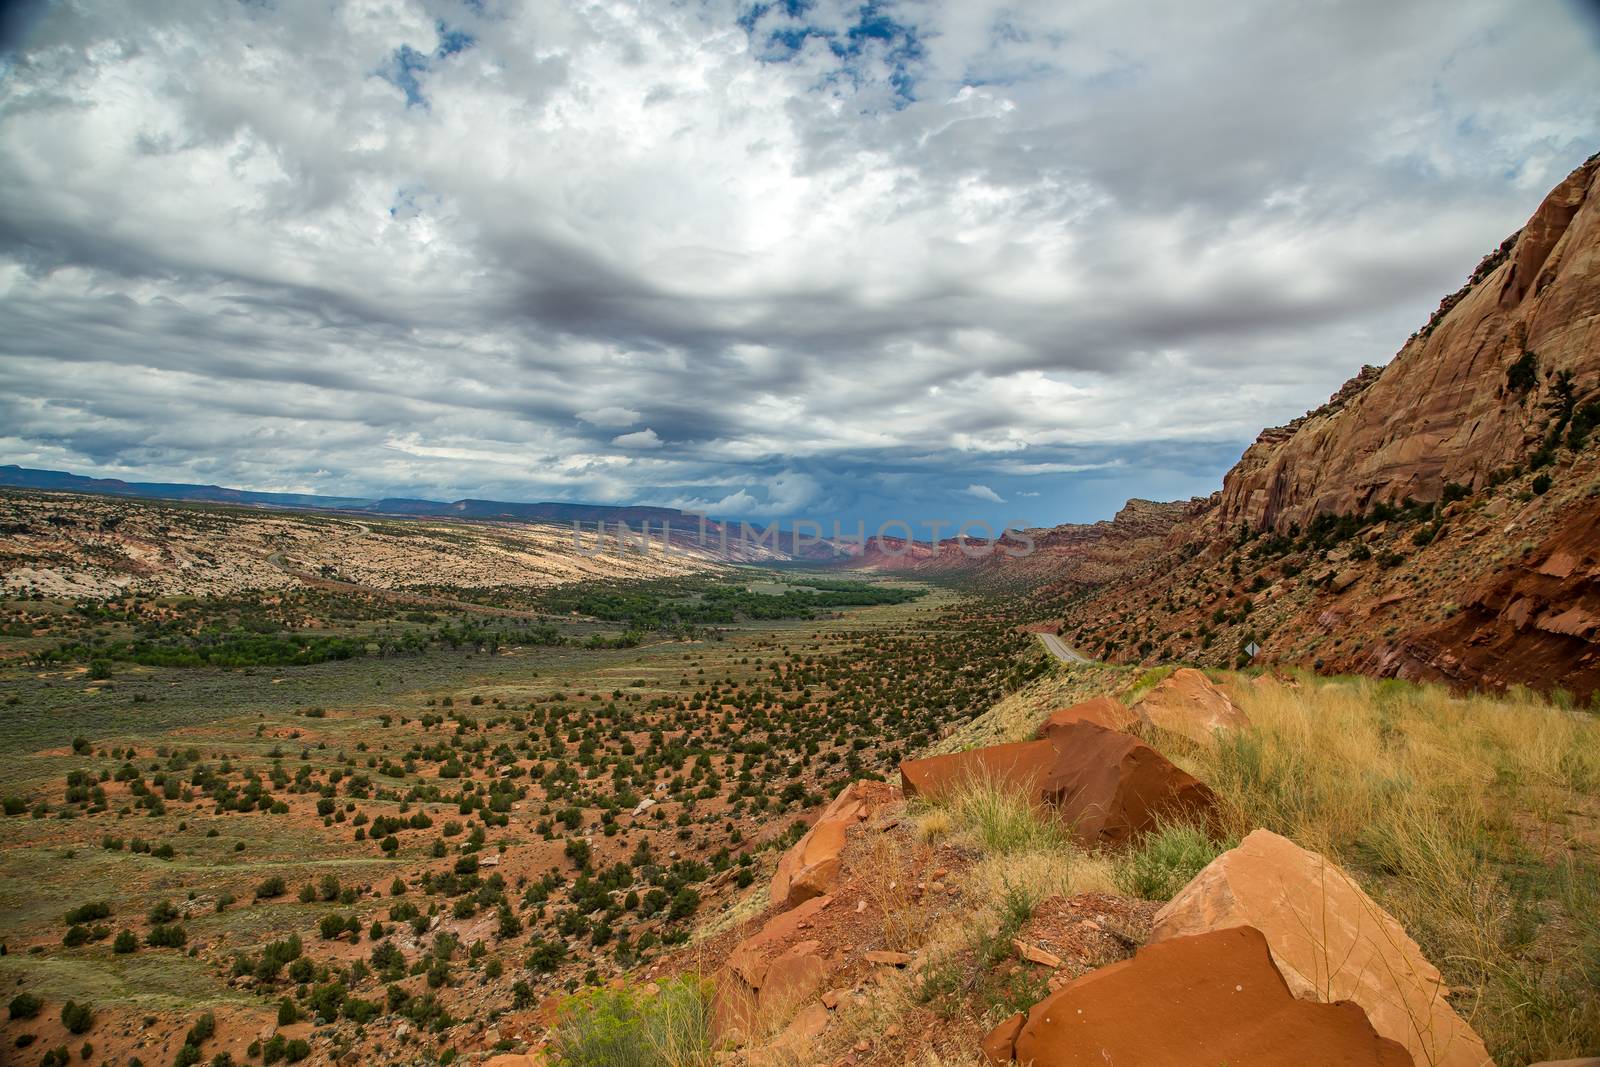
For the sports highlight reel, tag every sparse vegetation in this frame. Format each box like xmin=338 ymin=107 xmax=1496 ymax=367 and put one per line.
xmin=547 ymin=976 xmax=714 ymax=1067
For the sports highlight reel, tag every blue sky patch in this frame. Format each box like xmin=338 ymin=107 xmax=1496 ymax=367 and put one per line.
xmin=376 ymin=23 xmax=476 ymax=108
xmin=740 ymin=0 xmax=924 ymax=105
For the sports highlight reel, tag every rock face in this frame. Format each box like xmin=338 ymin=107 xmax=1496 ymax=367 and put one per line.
xmin=715 ymin=895 xmax=833 ymax=1039
xmin=1216 ymin=155 xmax=1600 ymax=534
xmin=1035 ymin=697 xmax=1137 ymax=738
xmin=1133 ymin=668 xmax=1251 ymax=745
xmin=1374 ymin=495 xmax=1600 ymax=697
xmin=770 ymin=780 xmax=895 ymax=910
xmin=1151 ymin=829 xmax=1491 ymax=1067
xmin=982 ymin=925 xmax=1413 ymax=1066
xmin=900 ymin=722 xmax=1217 ymax=847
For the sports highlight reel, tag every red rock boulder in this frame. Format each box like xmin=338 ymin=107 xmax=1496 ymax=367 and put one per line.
xmin=714 ymin=895 xmax=833 ymax=1040
xmin=770 ymin=780 xmax=894 ymax=910
xmin=981 ymin=925 xmax=1413 ymax=1066
xmin=900 ymin=721 xmax=1217 ymax=847
xmin=1133 ymin=667 xmax=1251 ymax=745
xmin=1152 ymin=829 xmax=1491 ymax=1067
xmin=900 ymin=738 xmax=1058 ymax=803
xmin=1035 ymin=696 xmax=1137 ymax=738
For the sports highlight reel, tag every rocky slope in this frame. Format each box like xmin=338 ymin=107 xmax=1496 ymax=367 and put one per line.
xmin=844 ymin=498 xmax=1199 ymax=591
xmin=1025 ymin=154 xmax=1600 ymax=701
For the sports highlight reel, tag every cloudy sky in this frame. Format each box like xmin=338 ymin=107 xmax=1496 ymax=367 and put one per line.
xmin=1 ymin=0 xmax=1597 ymax=531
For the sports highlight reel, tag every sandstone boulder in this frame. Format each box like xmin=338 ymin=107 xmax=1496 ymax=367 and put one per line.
xmin=1133 ymin=667 xmax=1251 ymax=745
xmin=748 ymin=1001 xmax=829 ymax=1066
xmin=981 ymin=925 xmax=1412 ymax=1066
xmin=901 ymin=738 xmax=1057 ymax=801
xmin=1035 ymin=696 xmax=1136 ymax=738
xmin=770 ymin=780 xmax=894 ymax=910
xmin=900 ymin=721 xmax=1216 ymax=847
xmin=715 ymin=895 xmax=832 ymax=1039
xmin=1151 ymin=828 xmax=1491 ymax=1067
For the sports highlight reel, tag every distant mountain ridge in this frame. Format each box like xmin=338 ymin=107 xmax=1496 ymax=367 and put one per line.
xmin=0 ymin=464 xmax=697 ymax=527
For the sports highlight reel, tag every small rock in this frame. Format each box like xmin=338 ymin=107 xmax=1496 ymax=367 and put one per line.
xmin=1012 ymin=938 xmax=1063 ymax=968
xmin=865 ymin=950 xmax=913 ymax=966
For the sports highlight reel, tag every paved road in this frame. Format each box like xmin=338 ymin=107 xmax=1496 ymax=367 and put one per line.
xmin=1037 ymin=631 xmax=1094 ymax=664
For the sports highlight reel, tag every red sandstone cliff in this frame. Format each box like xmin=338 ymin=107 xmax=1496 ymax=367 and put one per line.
xmin=1039 ymin=154 xmax=1600 ymax=701
xmin=1216 ymin=155 xmax=1600 ymax=533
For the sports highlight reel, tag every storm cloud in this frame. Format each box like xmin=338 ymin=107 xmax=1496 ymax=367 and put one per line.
xmin=1 ymin=0 xmax=1597 ymax=529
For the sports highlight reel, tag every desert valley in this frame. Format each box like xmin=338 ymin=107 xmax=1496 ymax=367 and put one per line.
xmin=3 ymin=4 xmax=1600 ymax=1066
xmin=0 ymin=154 xmax=1597 ymax=1067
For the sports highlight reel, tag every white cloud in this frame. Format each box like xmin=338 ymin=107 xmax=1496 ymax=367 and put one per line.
xmin=611 ymin=428 xmax=663 ymax=449
xmin=963 ymin=483 xmax=1006 ymax=504
xmin=577 ymin=406 xmax=642 ymax=428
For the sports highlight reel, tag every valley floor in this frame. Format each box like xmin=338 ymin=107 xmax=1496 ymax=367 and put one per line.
xmin=1 ymin=573 xmax=1595 ymax=1067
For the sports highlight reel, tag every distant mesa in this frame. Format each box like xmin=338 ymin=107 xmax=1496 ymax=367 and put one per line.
xmin=0 ymin=464 xmax=693 ymax=527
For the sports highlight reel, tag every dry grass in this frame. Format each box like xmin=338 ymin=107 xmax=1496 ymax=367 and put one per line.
xmin=690 ymin=877 xmax=770 ymax=945
xmin=915 ymin=771 xmax=1120 ymax=912
xmin=1169 ymin=673 xmax=1600 ymax=1065
xmin=963 ymin=845 xmax=1119 ymax=904
xmin=862 ymin=833 xmax=939 ymax=952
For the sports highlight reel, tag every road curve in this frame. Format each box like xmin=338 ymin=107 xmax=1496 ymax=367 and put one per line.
xmin=1037 ymin=631 xmax=1094 ymax=664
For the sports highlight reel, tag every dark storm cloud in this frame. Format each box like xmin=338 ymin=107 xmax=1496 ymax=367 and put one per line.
xmin=0 ymin=0 xmax=1597 ymax=529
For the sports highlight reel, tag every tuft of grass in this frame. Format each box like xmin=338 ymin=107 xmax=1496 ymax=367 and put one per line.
xmin=939 ymin=773 xmax=1070 ymax=855
xmin=916 ymin=808 xmax=953 ymax=841
xmin=862 ymin=833 xmax=937 ymax=952
xmin=1120 ymin=664 xmax=1176 ymax=704
xmin=1115 ymin=819 xmax=1234 ymax=901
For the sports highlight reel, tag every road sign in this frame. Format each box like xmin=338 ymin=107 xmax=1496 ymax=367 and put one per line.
xmin=1244 ymin=641 xmax=1260 ymax=658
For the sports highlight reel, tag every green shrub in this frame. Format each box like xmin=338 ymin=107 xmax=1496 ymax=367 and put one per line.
xmin=63 ymin=902 xmax=111 ymax=925
xmin=147 ymin=924 xmax=187 ymax=948
xmin=9 ymin=992 xmax=42 ymax=1020
xmin=187 ymin=1011 xmax=216 ymax=1045
xmin=548 ymin=976 xmax=713 ymax=1067
xmin=1116 ymin=821 xmax=1232 ymax=901
xmin=1506 ymin=350 xmax=1538 ymax=394
xmin=61 ymin=1000 xmax=93 ymax=1035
